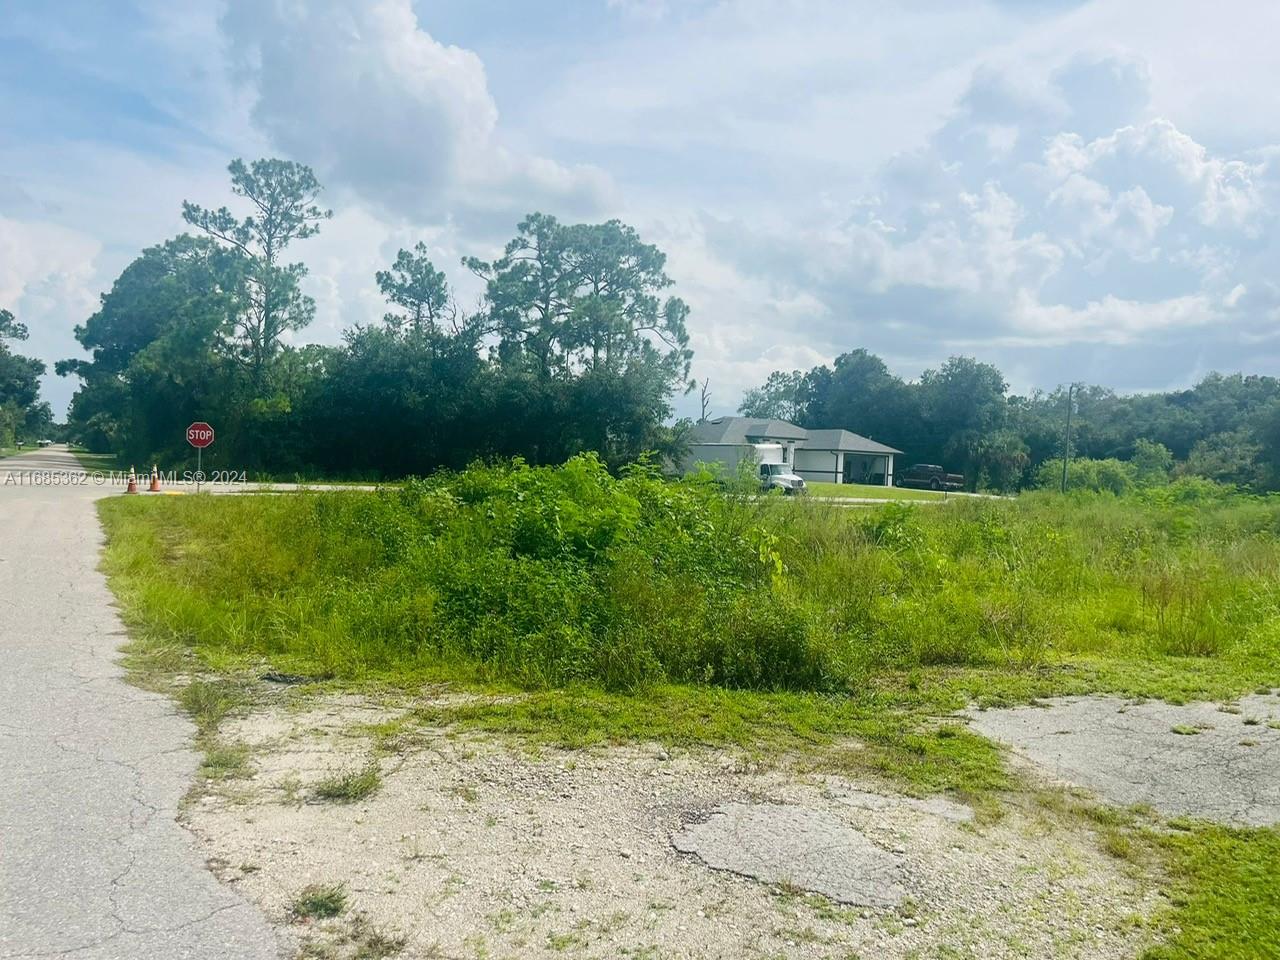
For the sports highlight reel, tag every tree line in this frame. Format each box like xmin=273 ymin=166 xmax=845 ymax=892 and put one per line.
xmin=0 ymin=308 xmax=53 ymax=448
xmin=42 ymin=155 xmax=1280 ymax=490
xmin=56 ymin=158 xmax=692 ymax=476
xmin=740 ymin=352 xmax=1280 ymax=491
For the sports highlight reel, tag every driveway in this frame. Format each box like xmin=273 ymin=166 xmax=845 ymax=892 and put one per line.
xmin=0 ymin=447 xmax=282 ymax=959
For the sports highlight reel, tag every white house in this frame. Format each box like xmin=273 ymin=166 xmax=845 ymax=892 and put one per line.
xmin=685 ymin=416 xmax=807 ymax=465
xmin=793 ymin=428 xmax=900 ymax=486
xmin=684 ymin=417 xmax=902 ymax=486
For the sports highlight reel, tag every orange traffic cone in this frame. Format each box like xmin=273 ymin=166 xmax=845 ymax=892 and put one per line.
xmin=148 ymin=465 xmax=161 ymax=492
xmin=126 ymin=467 xmax=138 ymax=495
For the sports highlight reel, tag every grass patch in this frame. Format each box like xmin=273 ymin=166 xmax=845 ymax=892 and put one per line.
xmin=200 ymin=741 xmax=252 ymax=780
xmin=804 ymin=481 xmax=945 ymax=501
xmin=311 ymin=765 xmax=381 ymax=804
xmin=1142 ymin=825 xmax=1280 ymax=960
xmin=350 ymin=929 xmax=406 ymax=959
xmin=404 ymin=684 xmax=1010 ymax=799
xmin=290 ymin=883 xmax=348 ymax=921
xmin=177 ymin=678 xmax=245 ymax=735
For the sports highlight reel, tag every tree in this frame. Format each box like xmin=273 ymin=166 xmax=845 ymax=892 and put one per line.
xmin=916 ymin=357 xmax=1008 ymax=487
xmin=58 ymin=236 xmax=242 ymax=459
xmin=1035 ymin=457 xmax=1135 ymax=494
xmin=376 ymin=243 xmax=454 ymax=339
xmin=1131 ymin=438 xmax=1174 ymax=485
xmin=698 ymin=377 xmax=711 ymax=422
xmin=806 ymin=349 xmax=918 ymax=447
xmin=182 ymin=158 xmax=331 ymax=383
xmin=745 ymin=350 xmax=1280 ymax=492
xmin=1179 ymin=430 xmax=1266 ymax=489
xmin=739 ymin=370 xmax=807 ymax=421
xmin=464 ymin=214 xmax=693 ymax=465
xmin=976 ymin=430 xmax=1031 ymax=491
xmin=563 ymin=219 xmax=690 ymax=379
xmin=0 ymin=307 xmax=47 ymax=446
xmin=1 ymin=308 xmax=44 ymax=410
xmin=1254 ymin=399 xmax=1280 ymax=488
xmin=1 ymin=307 xmax=29 ymax=341
xmin=466 ymin=214 xmax=691 ymax=387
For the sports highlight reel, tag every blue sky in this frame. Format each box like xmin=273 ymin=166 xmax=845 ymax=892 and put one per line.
xmin=3 ymin=0 xmax=1279 ymax=418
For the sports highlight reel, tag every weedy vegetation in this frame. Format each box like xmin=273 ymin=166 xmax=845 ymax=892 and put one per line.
xmin=290 ymin=883 xmax=349 ymax=921
xmin=311 ymin=765 xmax=382 ymax=804
xmin=99 ymin=454 xmax=1280 ymax=698
xmin=98 ymin=454 xmax=1280 ymax=958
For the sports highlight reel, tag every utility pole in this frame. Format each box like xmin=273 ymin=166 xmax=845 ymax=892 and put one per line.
xmin=1060 ymin=383 xmax=1074 ymax=493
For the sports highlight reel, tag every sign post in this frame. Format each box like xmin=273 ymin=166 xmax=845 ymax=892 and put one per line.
xmin=186 ymin=421 xmax=215 ymax=492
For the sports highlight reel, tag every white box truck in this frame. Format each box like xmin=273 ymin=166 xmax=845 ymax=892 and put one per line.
xmin=690 ymin=442 xmax=806 ymax=494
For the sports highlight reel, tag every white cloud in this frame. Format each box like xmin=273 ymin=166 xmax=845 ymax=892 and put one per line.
xmin=1049 ymin=120 xmax=1269 ymax=232
xmin=0 ymin=219 xmax=97 ymax=313
xmin=671 ymin=48 xmax=1280 ymax=401
xmin=220 ymin=0 xmax=614 ymax=224
xmin=1008 ymin=291 xmax=1216 ymax=344
xmin=0 ymin=217 xmax=101 ymax=401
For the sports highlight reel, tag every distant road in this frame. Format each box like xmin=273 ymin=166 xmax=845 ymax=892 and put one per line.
xmin=0 ymin=446 xmax=282 ymax=959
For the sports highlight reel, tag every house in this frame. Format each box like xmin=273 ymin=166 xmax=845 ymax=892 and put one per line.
xmin=794 ymin=429 xmax=901 ymax=486
xmin=684 ymin=417 xmax=902 ymax=486
xmin=686 ymin=416 xmax=809 ymax=468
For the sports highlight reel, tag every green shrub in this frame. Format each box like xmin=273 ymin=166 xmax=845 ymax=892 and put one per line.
xmin=1034 ymin=457 xmax=1136 ymax=494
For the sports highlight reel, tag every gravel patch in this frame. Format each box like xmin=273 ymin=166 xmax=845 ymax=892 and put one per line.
xmin=183 ymin=694 xmax=1161 ymax=960
xmin=968 ymin=693 xmax=1280 ymax=825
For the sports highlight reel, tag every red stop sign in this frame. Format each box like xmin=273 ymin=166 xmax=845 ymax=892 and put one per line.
xmin=186 ymin=422 xmax=215 ymax=449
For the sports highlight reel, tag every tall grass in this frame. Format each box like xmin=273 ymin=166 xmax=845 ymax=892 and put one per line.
xmin=99 ymin=455 xmax=1280 ymax=694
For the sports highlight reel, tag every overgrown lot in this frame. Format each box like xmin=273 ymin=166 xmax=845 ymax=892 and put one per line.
xmin=101 ymin=454 xmax=1280 ymax=700
xmin=100 ymin=456 xmax=1280 ymax=959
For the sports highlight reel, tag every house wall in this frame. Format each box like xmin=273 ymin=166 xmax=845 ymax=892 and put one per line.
xmin=682 ymin=442 xmax=783 ymax=478
xmin=795 ymin=450 xmax=894 ymax=486
xmin=794 ymin=448 xmax=841 ymax=483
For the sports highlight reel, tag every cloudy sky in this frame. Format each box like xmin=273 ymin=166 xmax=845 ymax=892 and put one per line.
xmin=3 ymin=0 xmax=1278 ymax=418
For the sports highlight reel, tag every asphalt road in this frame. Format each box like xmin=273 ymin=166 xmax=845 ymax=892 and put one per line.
xmin=0 ymin=447 xmax=282 ymax=959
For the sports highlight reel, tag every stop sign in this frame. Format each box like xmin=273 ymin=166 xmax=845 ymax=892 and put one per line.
xmin=186 ymin=422 xmax=215 ymax=449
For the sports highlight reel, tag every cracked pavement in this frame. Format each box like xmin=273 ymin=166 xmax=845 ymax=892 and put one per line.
xmin=671 ymin=803 xmax=908 ymax=907
xmin=969 ymin=694 xmax=1280 ymax=825
xmin=0 ymin=447 xmax=283 ymax=959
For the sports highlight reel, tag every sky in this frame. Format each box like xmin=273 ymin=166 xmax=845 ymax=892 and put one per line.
xmin=2 ymin=0 xmax=1279 ymax=420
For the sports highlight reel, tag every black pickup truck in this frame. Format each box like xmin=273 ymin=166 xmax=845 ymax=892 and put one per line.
xmin=895 ymin=463 xmax=965 ymax=491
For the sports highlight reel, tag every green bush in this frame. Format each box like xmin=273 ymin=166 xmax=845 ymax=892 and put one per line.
xmin=1034 ymin=457 xmax=1136 ymax=494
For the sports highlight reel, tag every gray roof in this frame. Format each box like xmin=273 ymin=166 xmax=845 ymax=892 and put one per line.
xmin=690 ymin=417 xmax=901 ymax=454
xmin=690 ymin=417 xmax=809 ymax=443
xmin=801 ymin=429 xmax=902 ymax=455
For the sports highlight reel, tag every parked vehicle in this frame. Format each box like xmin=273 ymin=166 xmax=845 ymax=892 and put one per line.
xmin=691 ymin=442 xmax=805 ymax=494
xmin=759 ymin=461 xmax=806 ymax=495
xmin=895 ymin=463 xmax=964 ymax=491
